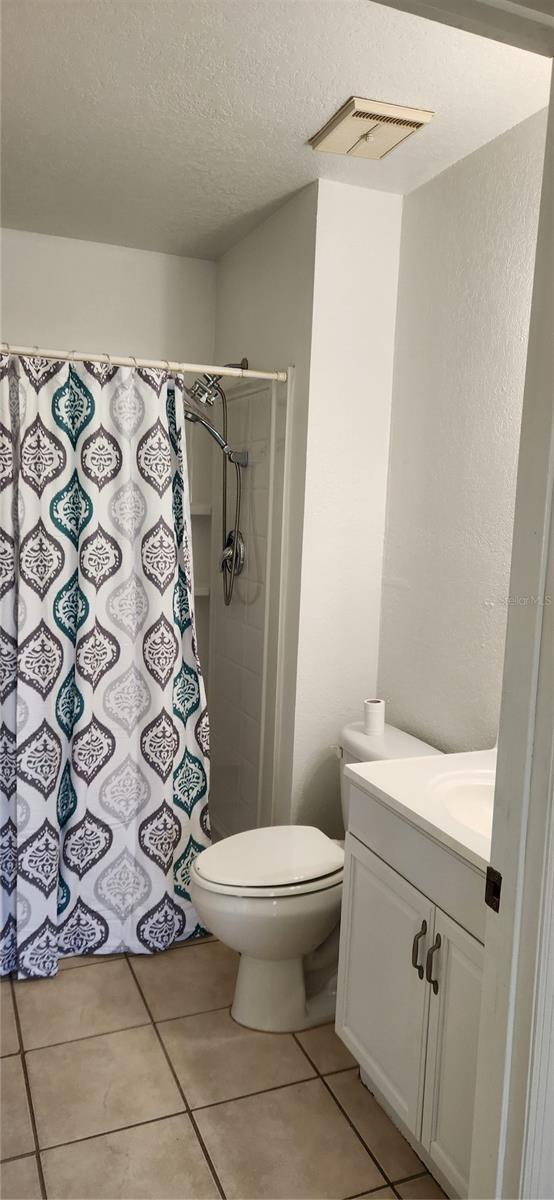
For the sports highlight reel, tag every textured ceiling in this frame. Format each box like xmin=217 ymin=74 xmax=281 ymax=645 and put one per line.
xmin=1 ymin=0 xmax=550 ymax=258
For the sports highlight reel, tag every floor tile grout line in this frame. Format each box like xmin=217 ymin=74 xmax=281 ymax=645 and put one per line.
xmin=0 ymin=1150 xmax=43 ymax=1166
xmin=36 ymin=1110 xmax=188 ymax=1155
xmin=343 ymin=1190 xmax=387 ymax=1199
xmin=344 ymin=1187 xmax=394 ymax=1199
xmin=51 ymin=957 xmax=126 ymax=973
xmin=19 ymin=1020 xmax=153 ymax=1055
xmin=187 ymin=1109 xmax=227 ymax=1200
xmin=319 ymin=1062 xmax=362 ymax=1077
xmin=187 ymin=1072 xmax=319 ymax=1112
xmin=18 ymin=1006 xmax=238 ymax=1056
xmin=392 ymin=1169 xmax=432 ymax=1186
xmin=292 ymin=1034 xmax=396 ymax=1192
xmin=125 ymin=953 xmax=227 ymax=1200
xmin=291 ymin=1031 xmax=323 ymax=1076
xmin=154 ymin=1008 xmax=358 ymax=1043
xmin=344 ymin=1165 xmax=432 ymax=1200
xmin=154 ymin=1003 xmax=233 ymax=1028
xmin=9 ymin=979 xmax=47 ymax=1200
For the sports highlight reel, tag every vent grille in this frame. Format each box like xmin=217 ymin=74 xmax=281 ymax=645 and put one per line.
xmin=352 ymin=111 xmax=423 ymax=130
xmin=309 ymin=96 xmax=434 ymax=160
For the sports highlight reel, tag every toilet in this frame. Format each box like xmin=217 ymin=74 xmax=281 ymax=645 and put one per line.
xmin=191 ymin=721 xmax=440 ymax=1032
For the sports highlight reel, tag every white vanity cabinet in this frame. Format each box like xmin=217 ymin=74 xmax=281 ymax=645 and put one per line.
xmin=336 ymin=832 xmax=484 ymax=1198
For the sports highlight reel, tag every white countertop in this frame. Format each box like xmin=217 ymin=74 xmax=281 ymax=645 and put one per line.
xmin=345 ymin=748 xmax=496 ymax=871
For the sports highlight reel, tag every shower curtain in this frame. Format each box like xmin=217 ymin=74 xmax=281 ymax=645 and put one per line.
xmin=0 ymin=354 xmax=211 ymax=977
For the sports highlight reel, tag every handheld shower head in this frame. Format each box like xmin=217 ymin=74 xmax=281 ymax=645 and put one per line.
xmin=182 ymin=357 xmax=249 ymax=607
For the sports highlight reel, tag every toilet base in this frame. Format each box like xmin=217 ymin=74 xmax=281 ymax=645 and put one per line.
xmin=230 ymin=953 xmax=337 ymax=1033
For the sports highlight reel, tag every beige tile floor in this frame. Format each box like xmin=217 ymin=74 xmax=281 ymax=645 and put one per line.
xmin=0 ymin=943 xmax=446 ymax=1200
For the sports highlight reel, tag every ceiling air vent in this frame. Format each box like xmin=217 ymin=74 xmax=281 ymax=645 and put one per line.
xmin=309 ymin=97 xmax=434 ymax=160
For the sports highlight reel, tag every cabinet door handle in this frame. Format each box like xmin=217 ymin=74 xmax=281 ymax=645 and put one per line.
xmin=411 ymin=919 xmax=427 ymax=980
xmin=425 ymin=933 xmax=441 ymax=994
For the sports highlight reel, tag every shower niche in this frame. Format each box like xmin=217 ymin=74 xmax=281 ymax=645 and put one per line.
xmin=187 ymin=380 xmax=288 ymax=841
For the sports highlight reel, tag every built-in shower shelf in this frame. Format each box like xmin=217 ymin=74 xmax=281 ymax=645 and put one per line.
xmin=190 ymin=504 xmax=212 ymax=516
xmin=194 ymin=584 xmax=210 ymax=597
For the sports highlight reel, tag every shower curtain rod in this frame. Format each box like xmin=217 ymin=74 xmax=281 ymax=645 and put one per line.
xmin=1 ymin=343 xmax=288 ymax=384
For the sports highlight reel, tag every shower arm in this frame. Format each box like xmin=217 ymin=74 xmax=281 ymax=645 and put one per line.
xmin=183 ymin=406 xmax=248 ymax=467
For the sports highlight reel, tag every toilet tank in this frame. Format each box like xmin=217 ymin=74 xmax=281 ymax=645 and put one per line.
xmin=339 ymin=721 xmax=442 ymax=830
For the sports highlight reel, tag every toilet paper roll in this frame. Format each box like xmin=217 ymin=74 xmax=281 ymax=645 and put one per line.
xmin=364 ymin=698 xmax=385 ymax=737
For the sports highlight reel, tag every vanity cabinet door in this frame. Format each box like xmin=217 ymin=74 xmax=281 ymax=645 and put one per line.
xmin=336 ymin=835 xmax=434 ymax=1137
xmin=422 ymin=909 xmax=484 ymax=1198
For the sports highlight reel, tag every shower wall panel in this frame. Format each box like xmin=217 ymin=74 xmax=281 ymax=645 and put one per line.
xmin=208 ymin=383 xmax=283 ymax=839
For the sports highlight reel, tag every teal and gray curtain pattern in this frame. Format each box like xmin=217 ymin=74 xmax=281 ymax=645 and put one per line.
xmin=0 ymin=355 xmax=210 ymax=977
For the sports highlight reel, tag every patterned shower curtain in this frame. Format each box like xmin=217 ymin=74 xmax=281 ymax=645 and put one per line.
xmin=0 ymin=354 xmax=210 ymax=978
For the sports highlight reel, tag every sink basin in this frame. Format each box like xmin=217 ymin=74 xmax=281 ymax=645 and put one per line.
xmin=429 ymin=769 xmax=495 ymax=839
xmin=345 ymin=748 xmax=497 ymax=869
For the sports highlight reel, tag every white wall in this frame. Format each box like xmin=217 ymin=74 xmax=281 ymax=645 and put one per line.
xmin=291 ymin=181 xmax=403 ymax=832
xmin=0 ymin=229 xmax=216 ymax=361
xmin=378 ymin=111 xmax=548 ymax=753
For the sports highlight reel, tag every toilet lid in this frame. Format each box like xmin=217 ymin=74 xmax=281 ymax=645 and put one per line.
xmin=195 ymin=826 xmax=344 ymax=888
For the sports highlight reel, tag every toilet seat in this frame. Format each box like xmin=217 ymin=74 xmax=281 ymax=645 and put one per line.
xmin=191 ymin=859 xmax=344 ymax=899
xmin=193 ymin=825 xmax=344 ymax=898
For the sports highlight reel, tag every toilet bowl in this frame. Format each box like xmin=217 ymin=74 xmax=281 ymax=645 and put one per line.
xmin=190 ymin=825 xmax=344 ymax=1032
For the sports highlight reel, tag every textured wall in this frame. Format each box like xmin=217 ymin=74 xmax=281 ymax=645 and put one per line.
xmin=0 ymin=229 xmax=216 ymax=362
xmin=377 ymin=111 xmax=548 ymax=753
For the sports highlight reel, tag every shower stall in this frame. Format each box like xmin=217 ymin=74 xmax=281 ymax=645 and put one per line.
xmin=185 ymin=376 xmax=289 ymax=840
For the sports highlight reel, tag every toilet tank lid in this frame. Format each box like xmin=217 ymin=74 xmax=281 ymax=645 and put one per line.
xmin=195 ymin=826 xmax=344 ymax=888
xmin=340 ymin=721 xmax=442 ymax=762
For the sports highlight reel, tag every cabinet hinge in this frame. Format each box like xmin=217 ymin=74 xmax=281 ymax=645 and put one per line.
xmin=485 ymin=865 xmax=502 ymax=913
